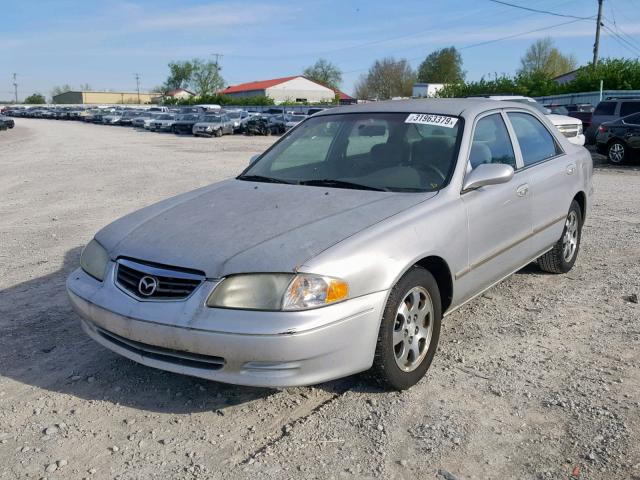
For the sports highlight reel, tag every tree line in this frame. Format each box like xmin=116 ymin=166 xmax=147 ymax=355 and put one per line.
xmin=21 ymin=37 xmax=640 ymax=105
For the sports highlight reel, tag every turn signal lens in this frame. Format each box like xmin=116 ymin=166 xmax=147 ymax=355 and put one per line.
xmin=282 ymin=275 xmax=349 ymax=311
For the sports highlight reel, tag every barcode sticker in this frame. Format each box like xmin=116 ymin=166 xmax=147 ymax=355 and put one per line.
xmin=405 ymin=113 xmax=458 ymax=128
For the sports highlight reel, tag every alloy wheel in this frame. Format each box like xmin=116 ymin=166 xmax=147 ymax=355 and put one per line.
xmin=562 ymin=210 xmax=579 ymax=262
xmin=393 ymin=286 xmax=434 ymax=372
xmin=609 ymin=143 xmax=625 ymax=164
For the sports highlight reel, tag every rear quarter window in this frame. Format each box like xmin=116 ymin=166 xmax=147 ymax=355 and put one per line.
xmin=594 ymin=102 xmax=616 ymax=116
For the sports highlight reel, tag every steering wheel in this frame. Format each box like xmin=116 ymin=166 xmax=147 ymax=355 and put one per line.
xmin=420 ymin=163 xmax=447 ymax=184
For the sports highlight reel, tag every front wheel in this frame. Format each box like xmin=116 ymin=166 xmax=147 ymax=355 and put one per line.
xmin=372 ymin=267 xmax=441 ymax=390
xmin=608 ymin=140 xmax=627 ymax=165
xmin=538 ymin=200 xmax=582 ymax=273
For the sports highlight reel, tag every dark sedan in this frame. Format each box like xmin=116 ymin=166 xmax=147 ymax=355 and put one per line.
xmin=0 ymin=115 xmax=15 ymax=130
xmin=172 ymin=114 xmax=203 ymax=135
xmin=596 ymin=112 xmax=640 ymax=164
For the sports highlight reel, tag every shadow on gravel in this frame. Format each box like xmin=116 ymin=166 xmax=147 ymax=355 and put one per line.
xmin=0 ymin=248 xmax=284 ymax=414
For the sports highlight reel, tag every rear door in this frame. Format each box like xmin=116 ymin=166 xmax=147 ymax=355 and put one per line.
xmin=505 ymin=110 xmax=574 ymax=254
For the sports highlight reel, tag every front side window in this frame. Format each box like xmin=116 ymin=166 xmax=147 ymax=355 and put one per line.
xmin=469 ymin=114 xmax=516 ymax=169
xmin=508 ymin=112 xmax=562 ymax=167
xmin=594 ymin=101 xmax=616 ymax=116
xmin=240 ymin=113 xmax=463 ymax=192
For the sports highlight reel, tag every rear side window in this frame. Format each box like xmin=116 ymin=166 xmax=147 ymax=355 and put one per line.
xmin=594 ymin=101 xmax=616 ymax=116
xmin=623 ymin=113 xmax=640 ymax=124
xmin=508 ymin=112 xmax=562 ymax=167
xmin=620 ymin=102 xmax=640 ymax=117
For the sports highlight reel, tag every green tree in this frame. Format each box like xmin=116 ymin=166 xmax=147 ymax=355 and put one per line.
xmin=355 ymin=57 xmax=415 ymax=100
xmin=518 ymin=37 xmax=577 ymax=77
xmin=417 ymin=46 xmax=465 ymax=84
xmin=303 ymin=58 xmax=343 ymax=89
xmin=50 ymin=84 xmax=73 ymax=98
xmin=24 ymin=93 xmax=46 ymax=104
xmin=190 ymin=59 xmax=225 ymax=97
xmin=561 ymin=58 xmax=640 ymax=92
xmin=164 ymin=60 xmax=195 ymax=90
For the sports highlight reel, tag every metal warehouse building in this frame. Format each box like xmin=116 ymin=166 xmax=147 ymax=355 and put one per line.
xmin=52 ymin=91 xmax=157 ymax=104
xmin=223 ymin=76 xmax=354 ymax=105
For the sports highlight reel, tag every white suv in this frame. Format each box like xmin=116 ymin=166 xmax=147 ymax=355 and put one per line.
xmin=477 ymin=95 xmax=585 ymax=146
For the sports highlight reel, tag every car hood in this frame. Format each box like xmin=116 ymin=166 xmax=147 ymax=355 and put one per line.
xmin=547 ymin=113 xmax=581 ymax=126
xmin=95 ymin=179 xmax=436 ymax=278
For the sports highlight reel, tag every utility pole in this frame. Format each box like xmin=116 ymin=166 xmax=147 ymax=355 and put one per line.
xmin=593 ymin=0 xmax=604 ymax=67
xmin=134 ymin=73 xmax=141 ymax=104
xmin=211 ymin=53 xmax=223 ymax=71
xmin=12 ymin=73 xmax=18 ymax=103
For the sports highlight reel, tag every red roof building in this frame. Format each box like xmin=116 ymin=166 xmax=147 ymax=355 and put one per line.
xmin=223 ymin=76 xmax=355 ymax=104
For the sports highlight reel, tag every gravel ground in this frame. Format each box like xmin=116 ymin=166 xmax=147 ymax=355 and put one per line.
xmin=0 ymin=119 xmax=639 ymax=480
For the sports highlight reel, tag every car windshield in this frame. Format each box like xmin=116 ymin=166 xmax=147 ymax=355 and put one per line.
xmin=178 ymin=114 xmax=199 ymax=121
xmin=239 ymin=113 xmax=463 ymax=192
xmin=226 ymin=111 xmax=242 ymax=118
xmin=157 ymin=114 xmax=174 ymax=120
xmin=203 ymin=115 xmax=222 ymax=122
xmin=290 ymin=115 xmax=306 ymax=121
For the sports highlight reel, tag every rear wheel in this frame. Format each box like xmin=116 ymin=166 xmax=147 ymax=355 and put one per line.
xmin=538 ymin=200 xmax=582 ymax=273
xmin=608 ymin=140 xmax=627 ymax=164
xmin=372 ymin=267 xmax=441 ymax=390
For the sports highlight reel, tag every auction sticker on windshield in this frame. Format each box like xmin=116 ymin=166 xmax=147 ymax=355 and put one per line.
xmin=405 ymin=113 xmax=458 ymax=128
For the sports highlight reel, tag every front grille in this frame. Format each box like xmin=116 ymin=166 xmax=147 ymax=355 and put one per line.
xmin=115 ymin=258 xmax=204 ymax=301
xmin=95 ymin=326 xmax=225 ymax=370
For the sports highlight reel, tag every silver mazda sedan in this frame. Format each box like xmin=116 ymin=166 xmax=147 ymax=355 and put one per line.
xmin=67 ymin=99 xmax=593 ymax=390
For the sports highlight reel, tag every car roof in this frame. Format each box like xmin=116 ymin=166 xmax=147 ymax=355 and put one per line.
xmin=314 ymin=98 xmax=533 ymax=119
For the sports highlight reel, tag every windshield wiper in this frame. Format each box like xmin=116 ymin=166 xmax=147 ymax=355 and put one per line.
xmin=237 ymin=174 xmax=293 ymax=185
xmin=299 ymin=179 xmax=387 ymax=191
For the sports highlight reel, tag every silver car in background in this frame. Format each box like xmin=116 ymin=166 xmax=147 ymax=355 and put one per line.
xmin=192 ymin=113 xmax=234 ymax=137
xmin=67 ymin=99 xmax=592 ymax=390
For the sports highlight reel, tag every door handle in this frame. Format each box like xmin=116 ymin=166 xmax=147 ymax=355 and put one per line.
xmin=516 ymin=184 xmax=529 ymax=197
xmin=566 ymin=164 xmax=576 ymax=175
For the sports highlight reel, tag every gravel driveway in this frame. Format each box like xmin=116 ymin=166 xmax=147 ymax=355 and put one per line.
xmin=0 ymin=119 xmax=638 ymax=480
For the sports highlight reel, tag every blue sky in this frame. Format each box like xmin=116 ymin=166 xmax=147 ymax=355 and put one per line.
xmin=2 ymin=0 xmax=639 ymax=100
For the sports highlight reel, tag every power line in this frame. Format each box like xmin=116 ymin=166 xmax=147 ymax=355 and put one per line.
xmin=602 ymin=24 xmax=640 ymax=56
xmin=340 ymin=17 xmax=589 ymax=75
xmin=485 ymin=0 xmax=593 ymax=20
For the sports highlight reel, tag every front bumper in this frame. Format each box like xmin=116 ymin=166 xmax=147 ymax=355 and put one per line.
xmin=66 ymin=265 xmax=387 ymax=387
xmin=565 ymin=133 xmax=586 ymax=146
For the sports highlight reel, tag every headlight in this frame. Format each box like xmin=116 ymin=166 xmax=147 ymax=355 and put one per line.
xmin=205 ymin=126 xmax=213 ymax=131
xmin=80 ymin=239 xmax=109 ymax=281
xmin=578 ymin=124 xmax=583 ymax=135
xmin=206 ymin=273 xmax=349 ymax=311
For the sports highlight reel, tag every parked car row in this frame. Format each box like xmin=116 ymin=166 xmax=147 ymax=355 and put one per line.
xmin=2 ymin=105 xmax=310 ymax=138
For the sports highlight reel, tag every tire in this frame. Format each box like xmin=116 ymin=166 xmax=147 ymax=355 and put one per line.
xmin=215 ymin=128 xmax=223 ymax=138
xmin=538 ymin=200 xmax=582 ymax=274
xmin=608 ymin=140 xmax=627 ymax=165
xmin=372 ymin=267 xmax=442 ymax=390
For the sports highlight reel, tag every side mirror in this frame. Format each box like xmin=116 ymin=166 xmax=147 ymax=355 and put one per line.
xmin=462 ymin=163 xmax=514 ymax=192
xmin=249 ymin=154 xmax=260 ymax=166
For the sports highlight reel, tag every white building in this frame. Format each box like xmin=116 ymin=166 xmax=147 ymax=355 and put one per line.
xmin=223 ymin=76 xmax=349 ymax=104
xmin=412 ymin=83 xmax=445 ymax=98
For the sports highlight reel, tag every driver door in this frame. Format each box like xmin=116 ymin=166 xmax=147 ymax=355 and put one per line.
xmin=456 ymin=111 xmax=532 ymax=302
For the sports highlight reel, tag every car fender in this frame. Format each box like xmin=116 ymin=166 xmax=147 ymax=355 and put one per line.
xmin=299 ymin=192 xmax=467 ymax=308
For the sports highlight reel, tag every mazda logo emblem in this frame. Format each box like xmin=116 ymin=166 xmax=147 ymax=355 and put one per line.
xmin=138 ymin=275 xmax=158 ymax=297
